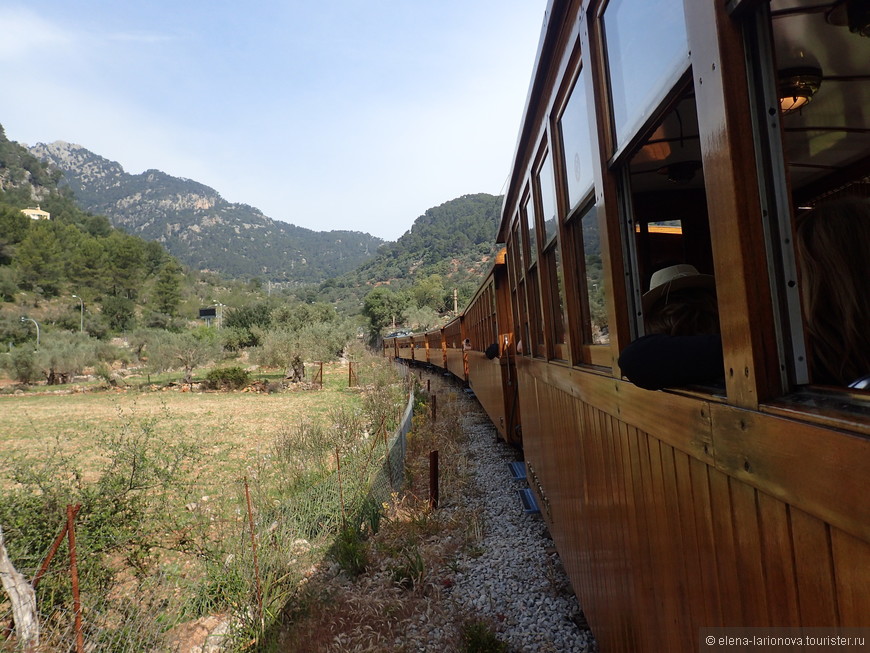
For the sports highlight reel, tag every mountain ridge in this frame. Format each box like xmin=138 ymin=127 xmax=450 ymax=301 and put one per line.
xmin=29 ymin=141 xmax=383 ymax=283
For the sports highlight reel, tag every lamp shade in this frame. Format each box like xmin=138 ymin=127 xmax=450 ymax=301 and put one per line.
xmin=778 ymin=66 xmax=823 ymax=113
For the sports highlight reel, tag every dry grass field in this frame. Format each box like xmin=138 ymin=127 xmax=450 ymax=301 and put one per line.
xmin=0 ymin=358 xmax=414 ymax=651
xmin=0 ymin=363 xmax=360 ymax=487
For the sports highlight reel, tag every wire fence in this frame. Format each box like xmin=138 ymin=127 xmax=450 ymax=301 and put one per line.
xmin=1 ymin=374 xmax=416 ymax=652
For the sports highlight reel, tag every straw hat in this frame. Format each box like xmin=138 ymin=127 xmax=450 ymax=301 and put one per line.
xmin=642 ymin=264 xmax=715 ymax=313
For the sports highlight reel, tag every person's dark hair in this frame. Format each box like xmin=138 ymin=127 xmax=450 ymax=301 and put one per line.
xmin=645 ymin=288 xmax=720 ymax=337
xmin=795 ymin=197 xmax=870 ymax=386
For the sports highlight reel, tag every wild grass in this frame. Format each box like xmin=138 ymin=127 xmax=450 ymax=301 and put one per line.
xmin=0 ymin=355 xmax=409 ymax=651
xmin=275 ymin=371 xmax=511 ymax=653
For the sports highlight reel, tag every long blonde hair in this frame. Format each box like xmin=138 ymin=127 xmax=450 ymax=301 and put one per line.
xmin=795 ymin=197 xmax=870 ymax=386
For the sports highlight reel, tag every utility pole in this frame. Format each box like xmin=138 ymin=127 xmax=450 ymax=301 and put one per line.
xmin=453 ymin=288 xmax=458 ymax=315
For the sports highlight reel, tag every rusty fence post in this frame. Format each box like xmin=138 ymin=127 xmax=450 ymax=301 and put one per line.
xmin=243 ymin=479 xmax=264 ymax=630
xmin=67 ymin=504 xmax=83 ymax=653
xmin=429 ymin=451 xmax=439 ymax=510
xmin=431 ymin=393 xmax=437 ymax=422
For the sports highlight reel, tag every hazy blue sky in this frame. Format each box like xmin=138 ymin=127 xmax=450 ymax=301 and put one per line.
xmin=1 ymin=2 xmax=546 ymax=241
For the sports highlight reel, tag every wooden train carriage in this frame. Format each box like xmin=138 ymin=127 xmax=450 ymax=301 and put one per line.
xmin=425 ymin=328 xmax=447 ymax=370
xmin=382 ymin=336 xmax=396 ymax=360
xmin=409 ymin=333 xmax=422 ymax=363
xmin=441 ymin=316 xmax=466 ymax=381
xmin=463 ymin=249 xmax=523 ymax=445
xmin=499 ymin=1 xmax=870 ymax=651
xmin=396 ymin=335 xmax=413 ymax=362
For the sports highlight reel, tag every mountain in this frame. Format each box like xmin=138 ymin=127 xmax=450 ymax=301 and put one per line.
xmin=313 ymin=193 xmax=503 ymax=315
xmin=28 ymin=141 xmax=383 ymax=283
xmin=352 ymin=192 xmax=502 ymax=283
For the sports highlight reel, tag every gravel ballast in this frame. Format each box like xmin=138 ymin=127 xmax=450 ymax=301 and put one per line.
xmin=409 ymin=378 xmax=598 ymax=652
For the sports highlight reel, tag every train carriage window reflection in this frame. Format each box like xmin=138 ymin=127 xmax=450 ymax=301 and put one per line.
xmin=602 ymin=0 xmax=689 ymax=154
xmin=559 ymin=67 xmax=594 ymax=210
xmin=508 ymin=217 xmax=532 ymax=356
xmin=526 ymin=265 xmax=545 ymax=357
xmin=525 ymin=195 xmax=538 ymax=267
xmin=539 ymin=151 xmax=558 ymax=246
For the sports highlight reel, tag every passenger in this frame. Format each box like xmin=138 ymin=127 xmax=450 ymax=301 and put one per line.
xmin=795 ymin=197 xmax=870 ymax=387
xmin=485 ymin=343 xmax=499 ymax=360
xmin=618 ymin=264 xmax=724 ymax=390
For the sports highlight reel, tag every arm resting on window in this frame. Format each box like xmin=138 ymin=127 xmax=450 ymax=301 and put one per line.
xmin=618 ymin=333 xmax=724 ymax=390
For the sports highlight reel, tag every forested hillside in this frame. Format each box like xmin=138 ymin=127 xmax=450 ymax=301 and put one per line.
xmin=313 ymin=193 xmax=503 ymax=336
xmin=0 ymin=124 xmax=206 ymax=336
xmin=353 ymin=193 xmax=500 ymax=281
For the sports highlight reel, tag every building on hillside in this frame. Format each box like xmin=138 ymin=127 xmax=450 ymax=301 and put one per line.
xmin=21 ymin=206 xmax=50 ymax=220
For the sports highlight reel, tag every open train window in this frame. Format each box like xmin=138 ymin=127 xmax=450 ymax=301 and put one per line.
xmin=613 ymin=76 xmax=724 ymax=390
xmin=749 ymin=1 xmax=870 ymax=393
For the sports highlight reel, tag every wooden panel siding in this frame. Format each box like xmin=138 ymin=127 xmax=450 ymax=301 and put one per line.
xmin=445 ymin=349 xmax=466 ymax=382
xmin=514 ymin=360 xmax=870 ymax=651
xmin=467 ymin=352 xmax=509 ymax=441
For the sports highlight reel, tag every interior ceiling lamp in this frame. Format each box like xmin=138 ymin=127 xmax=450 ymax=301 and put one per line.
xmin=826 ymin=0 xmax=870 ymax=37
xmin=778 ymin=67 xmax=822 ymax=113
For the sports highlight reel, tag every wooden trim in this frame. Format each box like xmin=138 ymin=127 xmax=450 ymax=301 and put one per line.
xmin=583 ymin=2 xmax=632 ymax=375
xmin=684 ymin=0 xmax=782 ymax=406
xmin=521 ymin=358 xmax=869 ymax=543
xmin=518 ymin=357 xmax=714 ymax=463
xmin=709 ymin=401 xmax=870 ymax=543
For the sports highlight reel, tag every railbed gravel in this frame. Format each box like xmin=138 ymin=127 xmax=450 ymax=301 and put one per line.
xmin=405 ymin=385 xmax=598 ymax=653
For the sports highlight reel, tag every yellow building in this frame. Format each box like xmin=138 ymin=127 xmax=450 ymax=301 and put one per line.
xmin=21 ymin=206 xmax=50 ymax=220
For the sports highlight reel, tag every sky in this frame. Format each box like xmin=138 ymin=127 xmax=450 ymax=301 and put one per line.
xmin=0 ymin=2 xmax=546 ymax=241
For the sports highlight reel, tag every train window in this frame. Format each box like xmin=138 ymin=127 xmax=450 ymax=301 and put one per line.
xmin=553 ymin=62 xmax=608 ymax=365
xmin=535 ymin=148 xmax=567 ymax=360
xmin=524 ymin=194 xmax=538 ymax=266
xmin=538 ymin=151 xmax=558 ymax=246
xmin=564 ymin=201 xmax=609 ymax=367
xmin=527 ymin=266 xmax=545 ymax=357
xmin=761 ymin=1 xmax=870 ymax=390
xmin=521 ymin=193 xmax=546 ymax=357
xmin=602 ymin=0 xmax=690 ymax=154
xmin=508 ymin=216 xmax=532 ymax=356
xmin=615 ymin=79 xmax=723 ymax=388
xmin=558 ymin=67 xmax=594 ymax=210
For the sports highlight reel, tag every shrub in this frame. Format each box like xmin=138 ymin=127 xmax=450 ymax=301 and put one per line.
xmin=204 ymin=366 xmax=251 ymax=390
xmin=331 ymin=525 xmax=368 ymax=577
xmin=5 ymin=346 xmax=39 ymax=383
xmin=460 ymin=620 xmax=508 ymax=653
